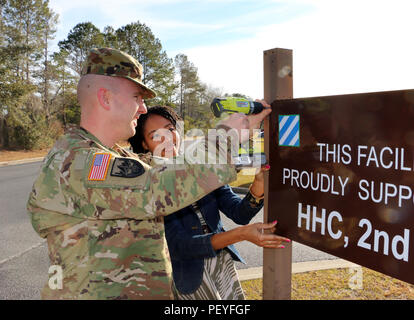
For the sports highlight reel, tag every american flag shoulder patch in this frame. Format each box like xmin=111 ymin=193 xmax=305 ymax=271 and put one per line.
xmin=88 ymin=153 xmax=112 ymax=181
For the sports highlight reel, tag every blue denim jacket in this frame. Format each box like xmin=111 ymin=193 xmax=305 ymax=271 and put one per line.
xmin=164 ymin=184 xmax=263 ymax=294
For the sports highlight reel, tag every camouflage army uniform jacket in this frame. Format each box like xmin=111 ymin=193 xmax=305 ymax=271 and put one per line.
xmin=27 ymin=126 xmax=237 ymax=300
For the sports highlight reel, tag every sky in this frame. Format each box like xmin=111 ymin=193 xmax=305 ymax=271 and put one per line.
xmin=49 ymin=0 xmax=414 ymax=100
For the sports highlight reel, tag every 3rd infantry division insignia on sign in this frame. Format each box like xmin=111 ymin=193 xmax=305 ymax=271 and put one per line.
xmin=278 ymin=114 xmax=300 ymax=147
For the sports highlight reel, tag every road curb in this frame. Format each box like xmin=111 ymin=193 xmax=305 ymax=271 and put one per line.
xmin=0 ymin=157 xmax=44 ymax=167
xmin=237 ymin=259 xmax=360 ymax=281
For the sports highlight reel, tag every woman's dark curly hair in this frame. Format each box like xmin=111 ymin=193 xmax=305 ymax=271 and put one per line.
xmin=128 ymin=105 xmax=182 ymax=154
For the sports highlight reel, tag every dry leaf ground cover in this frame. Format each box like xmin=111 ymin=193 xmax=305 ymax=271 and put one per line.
xmin=0 ymin=149 xmax=48 ymax=162
xmin=241 ymin=267 xmax=414 ymax=300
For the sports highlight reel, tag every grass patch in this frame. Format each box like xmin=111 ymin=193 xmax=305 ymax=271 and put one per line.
xmin=241 ymin=267 xmax=414 ymax=300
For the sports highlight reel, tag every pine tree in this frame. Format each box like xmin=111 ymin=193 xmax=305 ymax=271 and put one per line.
xmin=34 ymin=0 xmax=58 ymax=124
xmin=50 ymin=50 xmax=78 ymax=126
xmin=0 ymin=46 xmax=34 ymax=147
xmin=115 ymin=22 xmax=176 ymax=106
xmin=3 ymin=0 xmax=50 ymax=83
xmin=103 ymin=25 xmax=118 ymax=48
xmin=1 ymin=0 xmax=59 ymax=149
xmin=58 ymin=22 xmax=104 ymax=75
xmin=174 ymin=53 xmax=205 ymax=120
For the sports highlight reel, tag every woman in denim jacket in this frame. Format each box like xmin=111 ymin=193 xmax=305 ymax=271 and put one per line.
xmin=129 ymin=105 xmax=289 ymax=300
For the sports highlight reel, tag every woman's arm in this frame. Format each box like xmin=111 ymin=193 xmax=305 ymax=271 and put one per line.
xmin=164 ymin=210 xmax=290 ymax=261
xmin=211 ymin=165 xmax=290 ymax=250
xmin=210 ymin=221 xmax=290 ymax=250
xmin=214 ymin=165 xmax=269 ymax=225
xmin=165 ymin=214 xmax=289 ymax=261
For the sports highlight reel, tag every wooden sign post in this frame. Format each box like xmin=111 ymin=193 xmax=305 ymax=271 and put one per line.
xmin=263 ymin=48 xmax=293 ymax=300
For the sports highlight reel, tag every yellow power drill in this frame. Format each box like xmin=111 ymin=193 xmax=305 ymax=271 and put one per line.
xmin=210 ymin=97 xmax=267 ymax=167
xmin=210 ymin=97 xmax=267 ymax=117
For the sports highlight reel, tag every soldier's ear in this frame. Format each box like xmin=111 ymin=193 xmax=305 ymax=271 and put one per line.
xmin=97 ymin=87 xmax=110 ymax=110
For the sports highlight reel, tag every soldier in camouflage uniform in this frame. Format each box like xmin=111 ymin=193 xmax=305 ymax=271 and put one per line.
xmin=26 ymin=48 xmax=271 ymax=299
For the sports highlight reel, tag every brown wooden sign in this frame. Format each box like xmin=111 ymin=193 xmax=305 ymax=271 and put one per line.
xmin=268 ymin=89 xmax=414 ymax=284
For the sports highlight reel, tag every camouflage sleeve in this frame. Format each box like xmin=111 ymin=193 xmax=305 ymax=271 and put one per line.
xmin=65 ymin=136 xmax=237 ymax=220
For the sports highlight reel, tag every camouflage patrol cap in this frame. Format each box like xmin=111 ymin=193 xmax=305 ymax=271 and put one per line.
xmin=81 ymin=47 xmax=156 ymax=99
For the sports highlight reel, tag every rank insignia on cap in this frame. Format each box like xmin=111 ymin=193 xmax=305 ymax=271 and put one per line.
xmin=88 ymin=153 xmax=112 ymax=181
xmin=110 ymin=158 xmax=145 ymax=178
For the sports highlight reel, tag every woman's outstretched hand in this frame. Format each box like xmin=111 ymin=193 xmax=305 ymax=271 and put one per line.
xmin=240 ymin=221 xmax=290 ymax=249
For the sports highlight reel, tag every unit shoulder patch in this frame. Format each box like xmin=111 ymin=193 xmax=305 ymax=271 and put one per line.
xmin=110 ymin=157 xmax=145 ymax=178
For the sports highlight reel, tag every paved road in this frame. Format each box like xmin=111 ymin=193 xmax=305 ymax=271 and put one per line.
xmin=0 ymin=161 xmax=336 ymax=299
xmin=0 ymin=162 xmax=48 ymax=299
